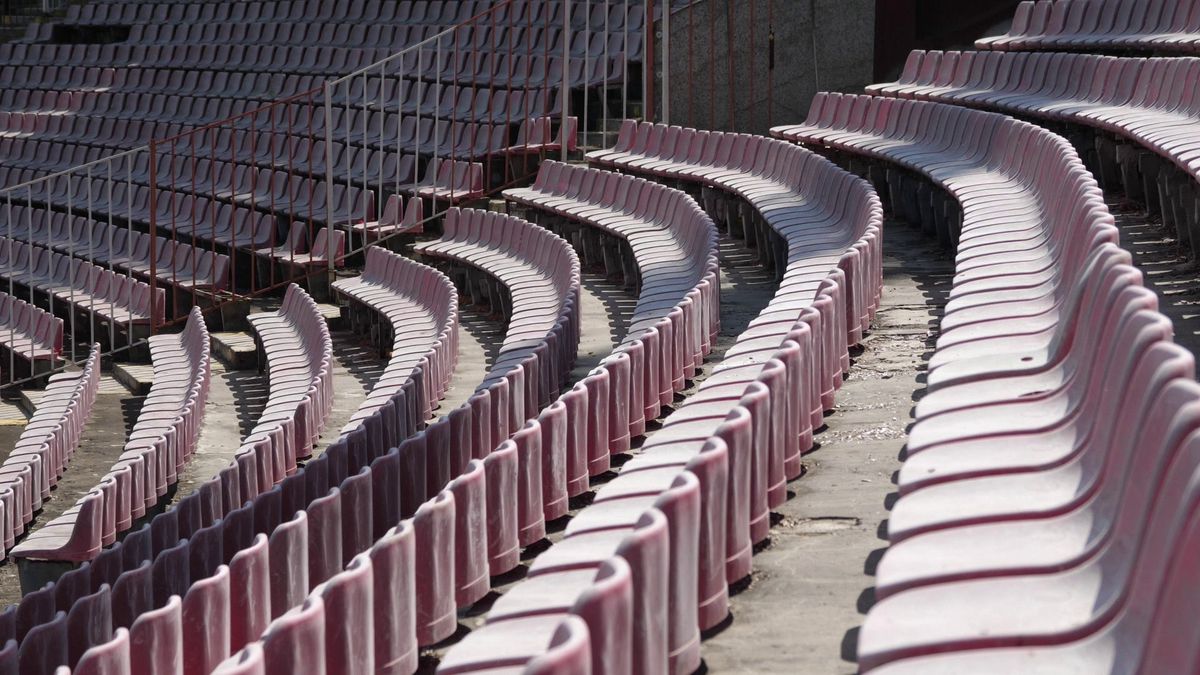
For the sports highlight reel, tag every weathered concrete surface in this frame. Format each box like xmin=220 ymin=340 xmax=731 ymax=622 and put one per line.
xmin=0 ymin=400 xmax=28 ymax=457
xmin=701 ymin=221 xmax=951 ymax=674
xmin=568 ymin=273 xmax=636 ymax=382
xmin=162 ymin=359 xmax=265 ymax=511
xmin=434 ymin=269 xmax=629 ymax=423
xmin=1107 ymin=198 xmax=1200 ymax=359
xmin=436 ymin=303 xmax=503 ymax=417
xmin=0 ymin=375 xmax=142 ymax=604
xmin=661 ymin=0 xmax=875 ymax=135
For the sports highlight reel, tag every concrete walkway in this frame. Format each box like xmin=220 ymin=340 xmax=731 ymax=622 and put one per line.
xmin=702 ymin=220 xmax=951 ymax=673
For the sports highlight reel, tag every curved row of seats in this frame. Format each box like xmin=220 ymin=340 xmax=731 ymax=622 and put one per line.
xmin=237 ymin=284 xmax=335 ymax=496
xmin=0 ymin=290 xmax=63 ymax=373
xmin=63 ymin=0 xmax=644 ymax=33
xmin=206 ymin=173 xmax=722 ymax=675
xmin=417 ymin=207 xmax=582 ymax=417
xmin=437 ymin=124 xmax=882 ymax=673
xmin=592 ymin=120 xmax=880 ymax=344
xmin=12 ymin=307 xmax=210 ymax=564
xmin=0 ymin=255 xmax=458 ymax=674
xmin=0 ymin=205 xmax=231 ymax=294
xmin=867 ymin=49 xmax=1200 ymax=258
xmin=2 ymin=20 xmax=638 ymax=65
xmin=977 ymin=0 xmax=1200 ymax=54
xmin=505 ymin=160 xmax=721 ymax=426
xmin=180 ymin=209 xmax=585 ymax=674
xmin=0 ymin=237 xmax=164 ymax=338
xmin=0 ymin=53 xmax=619 ymax=97
xmin=15 ymin=210 xmax=576 ymax=674
xmin=333 ymin=247 xmax=459 ymax=443
xmin=0 ymin=343 xmax=99 ymax=559
xmin=775 ymin=93 xmax=1200 ymax=673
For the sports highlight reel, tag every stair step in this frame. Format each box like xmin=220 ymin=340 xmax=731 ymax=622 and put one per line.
xmin=210 ymin=331 xmax=259 ymax=370
xmin=316 ymin=303 xmax=343 ymax=326
xmin=112 ymin=363 xmax=155 ymax=396
xmin=9 ymin=394 xmax=35 ymax=421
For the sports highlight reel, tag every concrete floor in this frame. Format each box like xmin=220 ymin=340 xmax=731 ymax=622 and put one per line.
xmin=702 ymin=220 xmax=951 ymax=674
xmin=0 ymin=376 xmax=142 ymax=605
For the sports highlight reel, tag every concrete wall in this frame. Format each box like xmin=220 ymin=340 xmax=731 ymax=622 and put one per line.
xmin=653 ymin=0 xmax=875 ymax=135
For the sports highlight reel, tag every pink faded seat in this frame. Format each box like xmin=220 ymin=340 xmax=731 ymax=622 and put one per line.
xmin=13 ymin=309 xmax=209 ymax=563
xmin=67 ymin=627 xmax=129 ymax=675
xmin=437 ymin=615 xmax=592 ymax=675
xmin=242 ymin=283 xmax=334 ymax=471
xmin=407 ymin=157 xmax=484 ymax=204
xmin=346 ymin=195 xmax=424 ymax=243
xmin=504 ymin=161 xmax=721 ymax=420
xmin=866 ymin=49 xmax=1200 ymax=260
xmin=444 ymin=124 xmax=881 ymax=673
xmin=773 ymin=88 xmax=1200 ymax=673
xmin=0 ymin=237 xmax=165 ymax=332
xmin=254 ymin=225 xmax=345 ymax=272
xmin=976 ymin=0 xmax=1200 ymax=54
xmin=0 ymin=343 xmax=100 ymax=557
xmin=332 ymin=247 xmax=458 ymax=445
xmin=0 ymin=289 xmax=61 ymax=367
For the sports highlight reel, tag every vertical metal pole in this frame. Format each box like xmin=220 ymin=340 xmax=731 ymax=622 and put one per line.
xmin=749 ymin=0 xmax=756 ymax=132
xmin=434 ymin=36 xmax=443 ymax=209
xmin=147 ymin=142 xmax=158 ymax=332
xmin=709 ymin=1 xmax=715 ymax=128
xmin=643 ymin=0 xmax=654 ymax=122
xmin=688 ymin=1 xmax=694 ymax=127
xmin=5 ymin=191 xmax=13 ymax=385
xmin=661 ymin=0 xmax=669 ymax=125
xmin=323 ymin=82 xmax=336 ymax=275
xmin=583 ymin=0 xmax=589 ymax=142
xmin=622 ymin=0 xmax=628 ymax=122
xmin=561 ymin=0 xmax=570 ymax=161
xmin=768 ymin=0 xmax=775 ymax=129
xmin=602 ymin=0 xmax=609 ymax=144
xmin=377 ymin=63 xmax=386 ymax=217
xmin=727 ymin=0 xmax=735 ymax=130
xmin=68 ymin=175 xmax=76 ymax=364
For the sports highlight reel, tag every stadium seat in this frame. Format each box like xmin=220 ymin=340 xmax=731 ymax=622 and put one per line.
xmin=12 ymin=308 xmax=209 ymax=563
xmin=977 ymin=0 xmax=1200 ymax=54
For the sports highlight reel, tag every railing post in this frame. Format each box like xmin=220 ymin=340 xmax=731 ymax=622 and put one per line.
xmin=661 ymin=0 xmax=669 ymax=125
xmin=323 ymin=82 xmax=336 ymax=277
xmin=147 ymin=141 xmax=159 ymax=333
xmin=644 ymin=0 xmax=655 ymax=122
xmin=561 ymin=0 xmax=571 ymax=161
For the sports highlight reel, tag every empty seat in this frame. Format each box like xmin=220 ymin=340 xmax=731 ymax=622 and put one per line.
xmin=12 ymin=308 xmax=210 ymax=563
xmin=0 ymin=343 xmax=101 ymax=557
xmin=977 ymin=0 xmax=1200 ymax=54
xmin=442 ymin=122 xmax=881 ymax=672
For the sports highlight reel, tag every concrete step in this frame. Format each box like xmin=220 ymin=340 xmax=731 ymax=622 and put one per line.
xmin=210 ymin=302 xmax=346 ymax=370
xmin=210 ymin=331 xmax=258 ymax=370
xmin=16 ymin=372 xmax=130 ymax=416
xmin=0 ymin=399 xmax=28 ymax=428
xmin=580 ymin=129 xmax=622 ymax=153
xmin=111 ymin=363 xmax=155 ymax=396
